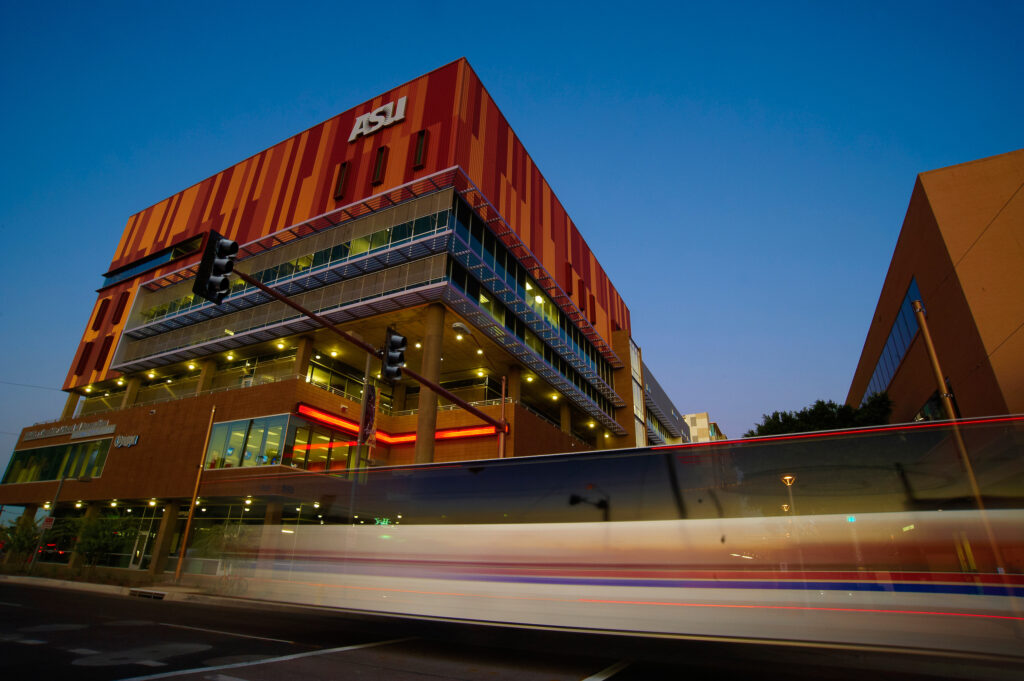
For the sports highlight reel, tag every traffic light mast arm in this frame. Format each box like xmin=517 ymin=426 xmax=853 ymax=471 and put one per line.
xmin=230 ymin=269 xmax=506 ymax=431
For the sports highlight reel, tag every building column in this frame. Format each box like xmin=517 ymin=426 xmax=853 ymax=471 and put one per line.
xmin=121 ymin=377 xmax=142 ymax=409
xmin=69 ymin=503 xmax=101 ymax=570
xmin=146 ymin=501 xmax=181 ymax=575
xmin=391 ymin=383 xmax=407 ymax=412
xmin=258 ymin=501 xmax=285 ymax=562
xmin=294 ymin=336 xmax=314 ymax=377
xmin=61 ymin=392 xmax=80 ymax=420
xmin=196 ymin=361 xmax=216 ymax=395
xmin=507 ymin=365 xmax=521 ymax=403
xmin=414 ymin=304 xmax=445 ymax=464
xmin=560 ymin=401 xmax=572 ymax=435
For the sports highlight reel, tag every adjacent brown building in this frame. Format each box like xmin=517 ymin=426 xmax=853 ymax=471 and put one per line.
xmin=847 ymin=149 xmax=1024 ymax=422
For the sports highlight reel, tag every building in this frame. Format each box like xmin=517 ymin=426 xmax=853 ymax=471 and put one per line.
xmin=682 ymin=413 xmax=726 ymax=443
xmin=847 ymin=149 xmax=1024 ymax=422
xmin=0 ymin=59 xmax=682 ymax=574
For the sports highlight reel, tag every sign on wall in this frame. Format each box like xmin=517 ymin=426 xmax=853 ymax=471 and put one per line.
xmin=349 ymin=97 xmax=407 ymax=142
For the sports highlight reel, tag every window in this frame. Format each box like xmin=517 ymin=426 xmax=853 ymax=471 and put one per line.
xmin=372 ymin=146 xmax=389 ymax=185
xmin=110 ymin=291 xmax=130 ymax=324
xmin=93 ymin=335 xmax=114 ymax=371
xmin=413 ymin=129 xmax=428 ymax=169
xmin=92 ymin=298 xmax=111 ymax=331
xmin=2 ymin=439 xmax=110 ymax=484
xmin=333 ymin=162 xmax=349 ymax=202
xmin=75 ymin=342 xmax=94 ymax=376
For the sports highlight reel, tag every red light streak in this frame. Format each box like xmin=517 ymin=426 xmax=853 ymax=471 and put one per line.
xmin=296 ymin=403 xmax=498 ymax=444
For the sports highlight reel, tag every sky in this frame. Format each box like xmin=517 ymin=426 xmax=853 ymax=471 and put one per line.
xmin=0 ymin=1 xmax=1021 ymax=481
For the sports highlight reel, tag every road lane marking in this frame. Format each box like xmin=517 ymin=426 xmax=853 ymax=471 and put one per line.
xmin=582 ymin=660 xmax=631 ymax=680
xmin=158 ymin=623 xmax=294 ymax=644
xmin=115 ymin=637 xmax=415 ymax=681
xmin=0 ymin=601 xmax=23 ymax=607
xmin=68 ymin=648 xmax=102 ymax=655
xmin=17 ymin=639 xmax=46 ymax=645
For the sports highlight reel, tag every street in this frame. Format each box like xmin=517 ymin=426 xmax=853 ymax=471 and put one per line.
xmin=1 ymin=579 xmax=1021 ymax=681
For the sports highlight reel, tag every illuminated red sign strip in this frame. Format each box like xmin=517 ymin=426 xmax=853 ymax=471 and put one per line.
xmin=296 ymin=403 xmax=497 ymax=444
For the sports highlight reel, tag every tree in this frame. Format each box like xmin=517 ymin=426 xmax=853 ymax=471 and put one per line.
xmin=2 ymin=515 xmax=41 ymax=569
xmin=74 ymin=514 xmax=136 ymax=568
xmin=744 ymin=392 xmax=892 ymax=437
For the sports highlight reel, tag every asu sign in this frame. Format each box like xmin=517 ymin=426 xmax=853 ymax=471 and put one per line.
xmin=349 ymin=96 xmax=407 ymax=142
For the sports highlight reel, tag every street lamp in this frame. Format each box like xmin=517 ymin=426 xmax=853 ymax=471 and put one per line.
xmin=30 ymin=474 xmax=91 ymax=573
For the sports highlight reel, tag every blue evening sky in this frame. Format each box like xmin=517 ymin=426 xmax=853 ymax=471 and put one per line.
xmin=1 ymin=1 xmax=1021 ymax=480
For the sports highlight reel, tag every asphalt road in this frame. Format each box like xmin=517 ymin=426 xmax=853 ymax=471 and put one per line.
xmin=1 ymin=580 xmax=1021 ymax=681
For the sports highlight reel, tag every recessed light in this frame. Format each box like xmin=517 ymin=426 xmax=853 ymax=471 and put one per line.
xmin=535 ymin=295 xmax=543 ymax=304
xmin=188 ymin=363 xmax=196 ymax=370
xmin=476 ymin=348 xmax=483 ymax=355
xmin=166 ymin=379 xmax=172 ymax=383
xmin=116 ymin=379 xmax=124 ymax=386
xmin=551 ymin=394 xmax=559 ymax=401
xmin=84 ymin=387 xmax=92 ymax=393
xmin=526 ymin=376 xmax=534 ymax=382
xmin=315 ymin=354 xmax=321 ymax=360
xmin=415 ymin=342 xmax=422 ymax=349
xmin=476 ymin=370 xmax=484 ymax=377
xmin=227 ymin=354 xmax=234 ymax=360
xmin=276 ymin=342 xmax=285 ymax=349
xmin=456 ymin=334 xmax=463 ymax=341
xmin=330 ymin=351 xmax=338 ymax=357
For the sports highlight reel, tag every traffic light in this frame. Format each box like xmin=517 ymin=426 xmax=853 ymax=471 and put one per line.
xmin=381 ymin=328 xmax=407 ymax=381
xmin=193 ymin=230 xmax=239 ymax=304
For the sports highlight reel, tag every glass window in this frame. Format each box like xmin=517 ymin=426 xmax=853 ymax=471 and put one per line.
xmin=206 ymin=423 xmax=229 ymax=468
xmin=349 ymin=235 xmax=370 ymax=256
xmin=264 ymin=418 xmax=284 ymax=465
xmin=392 ymin=221 xmax=412 ymax=243
xmin=331 ymin=243 xmax=350 ymax=262
xmin=370 ymin=228 xmax=390 ymax=251
xmin=291 ymin=426 xmax=311 ymax=469
xmin=223 ymin=421 xmax=249 ymax=468
xmin=413 ymin=215 xmax=433 ymax=237
xmin=243 ymin=419 xmax=267 ymax=467
xmin=307 ymin=429 xmax=331 ymax=471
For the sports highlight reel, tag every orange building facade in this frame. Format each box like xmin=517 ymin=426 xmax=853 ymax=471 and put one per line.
xmin=1 ymin=60 xmax=684 ymax=575
xmin=847 ymin=149 xmax=1024 ymax=423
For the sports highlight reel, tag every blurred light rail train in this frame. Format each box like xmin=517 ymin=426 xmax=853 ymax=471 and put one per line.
xmin=195 ymin=416 xmax=1024 ymax=659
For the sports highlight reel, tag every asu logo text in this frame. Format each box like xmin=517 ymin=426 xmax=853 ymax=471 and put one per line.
xmin=349 ymin=96 xmax=407 ymax=142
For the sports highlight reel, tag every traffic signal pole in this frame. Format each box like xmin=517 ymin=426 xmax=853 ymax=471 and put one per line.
xmin=230 ymin=269 xmax=506 ymax=431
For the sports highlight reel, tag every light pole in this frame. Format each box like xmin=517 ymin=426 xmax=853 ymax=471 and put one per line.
xmin=29 ymin=474 xmax=90 ymax=574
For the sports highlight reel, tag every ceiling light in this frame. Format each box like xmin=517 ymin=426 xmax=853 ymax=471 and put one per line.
xmin=227 ymin=354 xmax=234 ymax=360
xmin=276 ymin=342 xmax=285 ymax=349
xmin=165 ymin=379 xmax=172 ymax=383
xmin=588 ymin=422 xmax=595 ymax=428
xmin=551 ymin=394 xmax=559 ymax=401
xmin=330 ymin=351 xmax=338 ymax=357
xmin=535 ymin=295 xmax=543 ymax=304
xmin=415 ymin=342 xmax=422 ymax=349
xmin=244 ymin=499 xmax=252 ymax=505
xmin=477 ymin=370 xmax=485 ymax=377
xmin=188 ymin=363 xmax=196 ymax=370
xmin=604 ymin=433 xmax=610 ymax=439
xmin=315 ymin=354 xmax=321 ymax=360
xmin=476 ymin=348 xmax=483 ymax=355
xmin=456 ymin=334 xmax=463 ymax=341
xmin=526 ymin=376 xmax=534 ymax=382
xmin=74 ymin=502 xmax=82 ymax=509
xmin=149 ymin=500 xmax=157 ymax=506
xmin=116 ymin=379 xmax=124 ymax=386
xmin=84 ymin=387 xmax=92 ymax=393
xmin=103 ymin=392 xmax=109 ymax=397
xmin=147 ymin=372 xmax=155 ymax=378
xmin=110 ymin=501 xmax=118 ymax=507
